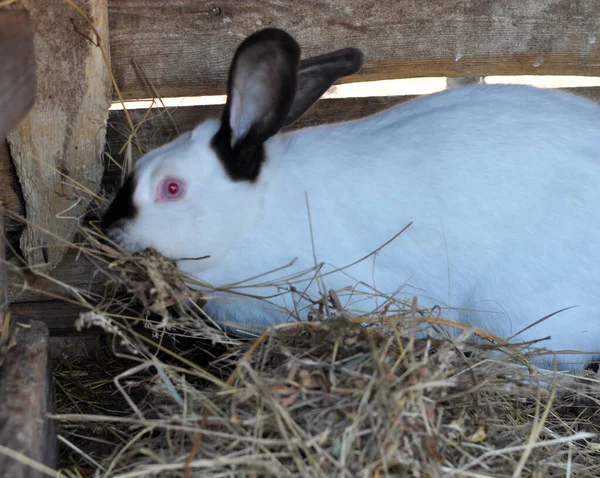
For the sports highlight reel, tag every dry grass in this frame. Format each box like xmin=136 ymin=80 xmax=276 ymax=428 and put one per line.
xmin=1 ymin=89 xmax=598 ymax=478
xmin=44 ymin=231 xmax=600 ymax=478
xmin=3 ymin=76 xmax=599 ymax=478
xmin=1 ymin=121 xmax=598 ymax=477
xmin=2 ymin=4 xmax=600 ymax=474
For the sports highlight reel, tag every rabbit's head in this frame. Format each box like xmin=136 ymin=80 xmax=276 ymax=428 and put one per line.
xmin=101 ymin=28 xmax=363 ymax=273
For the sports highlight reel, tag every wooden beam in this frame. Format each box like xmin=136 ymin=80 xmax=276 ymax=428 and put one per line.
xmin=7 ymin=0 xmax=112 ymax=274
xmin=10 ymin=300 xmax=86 ymax=335
xmin=0 ymin=11 xmax=35 ymax=138
xmin=6 ymin=245 xmax=108 ymax=303
xmin=0 ymin=15 xmax=59 ymax=472
xmin=106 ymin=96 xmax=412 ymax=165
xmin=0 ymin=11 xmax=32 ymax=250
xmin=0 ymin=319 xmax=57 ymax=478
xmin=0 ymin=210 xmax=6 ymax=332
xmin=0 ymin=141 xmax=25 ymax=243
xmin=108 ymin=0 xmax=600 ymax=100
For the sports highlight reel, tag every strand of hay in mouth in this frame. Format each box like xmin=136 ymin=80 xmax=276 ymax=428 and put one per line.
xmin=44 ymin=231 xmax=600 ymax=478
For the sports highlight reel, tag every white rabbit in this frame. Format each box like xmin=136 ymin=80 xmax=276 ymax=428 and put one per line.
xmin=102 ymin=28 xmax=600 ymax=371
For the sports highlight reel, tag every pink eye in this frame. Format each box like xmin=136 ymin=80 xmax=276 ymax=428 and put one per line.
xmin=158 ymin=177 xmax=185 ymax=201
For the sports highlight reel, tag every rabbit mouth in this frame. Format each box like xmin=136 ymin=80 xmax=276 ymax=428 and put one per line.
xmin=102 ymin=224 xmax=147 ymax=255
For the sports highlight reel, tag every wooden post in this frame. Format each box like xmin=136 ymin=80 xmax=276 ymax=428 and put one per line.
xmin=7 ymin=0 xmax=112 ymax=273
xmin=0 ymin=319 xmax=56 ymax=478
xmin=0 ymin=209 xmax=7 ymax=340
xmin=0 ymin=10 xmax=58 ymax=477
xmin=0 ymin=11 xmax=35 ymax=139
xmin=0 ymin=9 xmax=35 ymax=332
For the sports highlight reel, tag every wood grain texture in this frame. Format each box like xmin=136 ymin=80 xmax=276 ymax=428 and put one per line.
xmin=0 ymin=141 xmax=25 ymax=234
xmin=109 ymin=0 xmax=600 ymax=100
xmin=0 ymin=210 xmax=6 ymax=332
xmin=7 ymin=245 xmax=107 ymax=303
xmin=0 ymin=319 xmax=57 ymax=477
xmin=0 ymin=10 xmax=36 ymax=138
xmin=10 ymin=301 xmax=86 ymax=335
xmin=6 ymin=0 xmax=112 ymax=274
xmin=0 ymin=11 xmax=31 ymax=250
xmin=106 ymin=96 xmax=412 ymax=167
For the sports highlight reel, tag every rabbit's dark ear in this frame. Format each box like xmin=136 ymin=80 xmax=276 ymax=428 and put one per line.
xmin=283 ymin=47 xmax=364 ymax=127
xmin=212 ymin=28 xmax=300 ymax=182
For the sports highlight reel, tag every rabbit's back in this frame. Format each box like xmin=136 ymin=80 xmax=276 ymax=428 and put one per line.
xmin=200 ymin=84 xmax=600 ymax=369
xmin=99 ymin=28 xmax=600 ymax=370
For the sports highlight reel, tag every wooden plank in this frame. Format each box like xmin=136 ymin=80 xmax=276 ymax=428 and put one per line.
xmin=7 ymin=245 xmax=108 ymax=303
xmin=10 ymin=301 xmax=86 ymax=335
xmin=0 ymin=11 xmax=35 ymax=138
xmin=0 ymin=210 xmax=6 ymax=332
xmin=0 ymin=14 xmax=56 ymax=473
xmin=106 ymin=96 xmax=412 ymax=166
xmin=108 ymin=0 xmax=600 ymax=100
xmin=0 ymin=10 xmax=31 ymax=249
xmin=0 ymin=141 xmax=25 ymax=235
xmin=0 ymin=319 xmax=57 ymax=478
xmin=7 ymin=0 xmax=112 ymax=274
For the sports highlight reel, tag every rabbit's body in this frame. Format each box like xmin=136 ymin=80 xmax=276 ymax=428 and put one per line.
xmin=196 ymin=85 xmax=600 ymax=370
xmin=102 ymin=29 xmax=600 ymax=371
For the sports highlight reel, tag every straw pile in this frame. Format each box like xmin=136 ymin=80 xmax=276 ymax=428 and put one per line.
xmin=49 ymin=232 xmax=600 ymax=477
xmin=2 ymin=5 xmax=598 ymax=471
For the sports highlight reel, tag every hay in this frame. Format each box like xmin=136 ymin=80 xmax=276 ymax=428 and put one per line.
xmin=3 ymin=9 xmax=598 ymax=472
xmin=48 ymin=235 xmax=600 ymax=478
xmin=1 ymin=100 xmax=596 ymax=478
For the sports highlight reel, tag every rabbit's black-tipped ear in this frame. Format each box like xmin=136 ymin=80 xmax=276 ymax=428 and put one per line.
xmin=283 ymin=47 xmax=364 ymax=127
xmin=212 ymin=28 xmax=300 ymax=182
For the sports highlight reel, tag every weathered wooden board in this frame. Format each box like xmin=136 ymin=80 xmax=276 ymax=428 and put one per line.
xmin=0 ymin=10 xmax=31 ymax=249
xmin=7 ymin=0 xmax=112 ymax=274
xmin=108 ymin=0 xmax=600 ymax=100
xmin=0 ymin=142 xmax=25 ymax=236
xmin=0 ymin=11 xmax=36 ymax=139
xmin=0 ymin=319 xmax=57 ymax=477
xmin=7 ymin=244 xmax=108 ymax=304
xmin=0 ymin=211 xmax=7 ymax=332
xmin=0 ymin=172 xmax=56 ymax=477
xmin=11 ymin=300 xmax=88 ymax=335
xmin=106 ymin=95 xmax=412 ymax=165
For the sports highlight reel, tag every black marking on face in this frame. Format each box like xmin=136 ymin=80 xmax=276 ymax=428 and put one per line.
xmin=101 ymin=173 xmax=138 ymax=231
xmin=210 ymin=129 xmax=266 ymax=183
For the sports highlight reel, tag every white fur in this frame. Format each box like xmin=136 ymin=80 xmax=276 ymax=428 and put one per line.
xmin=112 ymin=84 xmax=600 ymax=370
